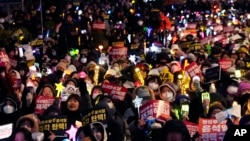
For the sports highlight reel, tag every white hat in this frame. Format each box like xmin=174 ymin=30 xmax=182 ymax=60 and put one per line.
xmin=148 ymin=68 xmax=160 ymax=76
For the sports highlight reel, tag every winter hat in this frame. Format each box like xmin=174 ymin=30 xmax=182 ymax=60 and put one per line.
xmin=66 ymin=94 xmax=81 ymax=103
xmin=16 ymin=114 xmax=40 ymax=132
xmin=132 ymin=86 xmax=154 ymax=100
xmin=238 ymin=81 xmax=250 ymax=96
xmin=162 ymin=119 xmax=191 ymax=141
xmin=159 ymin=82 xmax=177 ymax=98
xmin=56 ymin=59 xmax=68 ymax=70
xmin=237 ymin=46 xmax=250 ymax=56
xmin=148 ymin=68 xmax=160 ymax=76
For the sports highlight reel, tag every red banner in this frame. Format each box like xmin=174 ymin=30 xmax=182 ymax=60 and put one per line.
xmin=101 ymin=82 xmax=127 ymax=101
xmin=35 ymin=96 xmax=55 ymax=115
xmin=93 ymin=22 xmax=106 ymax=30
xmin=185 ymin=62 xmax=201 ymax=78
xmin=198 ymin=118 xmax=228 ymax=141
xmin=219 ymin=59 xmax=232 ymax=70
xmin=139 ymin=100 xmax=170 ymax=121
xmin=184 ymin=121 xmax=199 ymax=137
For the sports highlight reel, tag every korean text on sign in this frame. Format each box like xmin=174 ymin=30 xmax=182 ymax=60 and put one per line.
xmin=139 ymin=100 xmax=170 ymax=121
xmin=82 ymin=108 xmax=107 ymax=126
xmin=198 ymin=118 xmax=228 ymax=141
xmin=39 ymin=116 xmax=67 ymax=136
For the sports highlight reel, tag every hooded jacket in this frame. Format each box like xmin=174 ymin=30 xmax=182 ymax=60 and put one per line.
xmin=16 ymin=113 xmax=40 ymax=133
xmin=90 ymin=122 xmax=108 ymax=141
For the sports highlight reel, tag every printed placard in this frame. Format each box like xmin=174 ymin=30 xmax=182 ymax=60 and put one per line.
xmin=93 ymin=22 xmax=106 ymax=30
xmin=35 ymin=96 xmax=55 ymax=115
xmin=219 ymin=59 xmax=232 ymax=70
xmin=61 ymin=85 xmax=81 ymax=101
xmin=139 ymin=100 xmax=170 ymax=121
xmin=110 ymin=47 xmax=127 ymax=59
xmin=204 ymin=66 xmax=221 ymax=84
xmin=82 ymin=108 xmax=107 ymax=126
xmin=184 ymin=121 xmax=198 ymax=137
xmin=198 ymin=118 xmax=228 ymax=141
xmin=39 ymin=116 xmax=67 ymax=137
xmin=101 ymin=82 xmax=127 ymax=101
xmin=185 ymin=62 xmax=201 ymax=78
xmin=158 ymin=66 xmax=174 ymax=83
xmin=0 ymin=123 xmax=13 ymax=140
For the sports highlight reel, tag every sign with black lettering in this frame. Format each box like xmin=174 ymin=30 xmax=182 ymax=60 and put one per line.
xmin=39 ymin=116 xmax=68 ymax=137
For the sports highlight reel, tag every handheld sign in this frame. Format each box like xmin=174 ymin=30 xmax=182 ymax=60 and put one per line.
xmin=0 ymin=123 xmax=13 ymax=140
xmin=204 ymin=66 xmax=221 ymax=84
xmin=101 ymin=82 xmax=127 ymax=101
xmin=35 ymin=96 xmax=55 ymax=115
xmin=39 ymin=116 xmax=68 ymax=137
xmin=201 ymin=92 xmax=210 ymax=102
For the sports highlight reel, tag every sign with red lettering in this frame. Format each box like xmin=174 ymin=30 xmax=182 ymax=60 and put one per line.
xmin=110 ymin=47 xmax=128 ymax=60
xmin=139 ymin=100 xmax=170 ymax=121
xmin=184 ymin=121 xmax=198 ymax=137
xmin=35 ymin=96 xmax=55 ymax=115
xmin=198 ymin=118 xmax=228 ymax=141
xmin=219 ymin=59 xmax=232 ymax=70
xmin=93 ymin=22 xmax=106 ymax=30
xmin=185 ymin=62 xmax=201 ymax=78
xmin=102 ymin=82 xmax=127 ymax=101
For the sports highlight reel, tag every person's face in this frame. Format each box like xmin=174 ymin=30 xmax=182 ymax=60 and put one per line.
xmin=20 ymin=120 xmax=32 ymax=132
xmin=66 ymin=15 xmax=73 ymax=23
xmin=165 ymin=132 xmax=184 ymax=141
xmin=92 ymin=88 xmax=102 ymax=99
xmin=67 ymin=98 xmax=80 ymax=111
xmin=42 ymin=87 xmax=54 ymax=97
xmin=209 ymin=108 xmax=222 ymax=118
xmin=239 ymin=53 xmax=246 ymax=58
xmin=161 ymin=86 xmax=172 ymax=93
xmin=222 ymin=54 xmax=230 ymax=60
xmin=11 ymin=72 xmax=17 ymax=79
xmin=93 ymin=127 xmax=102 ymax=141
xmin=15 ymin=132 xmax=25 ymax=141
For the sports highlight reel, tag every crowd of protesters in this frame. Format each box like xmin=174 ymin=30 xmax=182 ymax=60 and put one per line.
xmin=1 ymin=0 xmax=250 ymax=141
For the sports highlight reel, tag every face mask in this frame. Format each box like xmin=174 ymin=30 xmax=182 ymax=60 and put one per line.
xmin=162 ymin=91 xmax=174 ymax=102
xmin=65 ymin=55 xmax=71 ymax=62
xmin=227 ymin=86 xmax=238 ymax=95
xmin=137 ymin=20 xmax=143 ymax=26
xmin=3 ymin=105 xmax=15 ymax=114
xmin=0 ymin=18 xmax=4 ymax=24
xmin=52 ymin=51 xmax=56 ymax=56
xmin=80 ymin=57 xmax=87 ymax=64
xmin=148 ymin=83 xmax=159 ymax=90
xmin=46 ymin=10 xmax=50 ymax=14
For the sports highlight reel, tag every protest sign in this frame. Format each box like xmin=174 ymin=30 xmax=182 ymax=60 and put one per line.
xmin=158 ymin=66 xmax=174 ymax=83
xmin=35 ymin=96 xmax=55 ymax=115
xmin=93 ymin=22 xmax=106 ymax=30
xmin=219 ymin=59 xmax=232 ymax=70
xmin=61 ymin=85 xmax=81 ymax=101
xmin=39 ymin=116 xmax=68 ymax=137
xmin=139 ymin=100 xmax=170 ymax=121
xmin=204 ymin=66 xmax=221 ymax=84
xmin=184 ymin=121 xmax=198 ymax=137
xmin=82 ymin=108 xmax=108 ymax=126
xmin=110 ymin=47 xmax=128 ymax=60
xmin=101 ymin=82 xmax=127 ymax=101
xmin=198 ymin=118 xmax=228 ymax=141
xmin=0 ymin=123 xmax=13 ymax=140
xmin=185 ymin=62 xmax=201 ymax=78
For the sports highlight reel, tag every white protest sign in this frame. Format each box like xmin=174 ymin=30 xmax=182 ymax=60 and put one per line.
xmin=61 ymin=85 xmax=81 ymax=101
xmin=0 ymin=123 xmax=13 ymax=139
